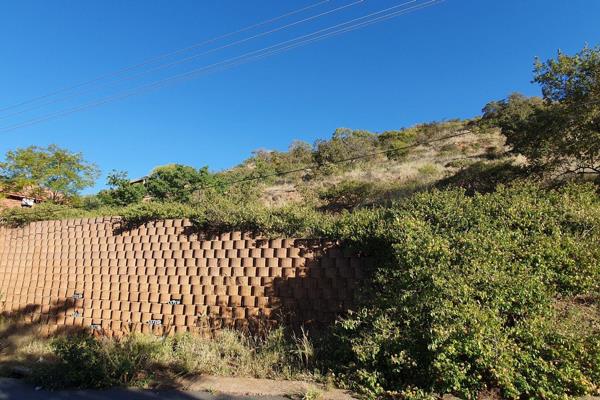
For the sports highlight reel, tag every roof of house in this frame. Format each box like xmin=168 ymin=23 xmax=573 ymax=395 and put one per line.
xmin=130 ymin=176 xmax=148 ymax=185
xmin=4 ymin=192 xmax=44 ymax=202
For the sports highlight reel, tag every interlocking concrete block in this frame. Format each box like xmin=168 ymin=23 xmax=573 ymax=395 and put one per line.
xmin=0 ymin=220 xmax=362 ymax=336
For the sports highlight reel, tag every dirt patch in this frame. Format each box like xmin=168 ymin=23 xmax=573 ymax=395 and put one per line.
xmin=175 ymin=375 xmax=355 ymax=400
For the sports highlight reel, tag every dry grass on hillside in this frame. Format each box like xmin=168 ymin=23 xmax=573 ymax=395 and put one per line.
xmin=261 ymin=128 xmax=509 ymax=208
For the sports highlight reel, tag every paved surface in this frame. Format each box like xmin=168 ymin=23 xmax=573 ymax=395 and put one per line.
xmin=0 ymin=378 xmax=288 ymax=400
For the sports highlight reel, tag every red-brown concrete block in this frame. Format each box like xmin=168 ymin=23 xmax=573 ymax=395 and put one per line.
xmin=159 ymin=284 xmax=169 ymax=293
xmin=203 ymin=294 xmax=216 ymax=305
xmin=184 ymin=304 xmax=196 ymax=316
xmin=159 ymin=293 xmax=170 ymax=303
xmin=131 ymin=311 xmax=142 ymax=323
xmin=181 ymin=294 xmax=193 ymax=305
xmin=162 ymin=304 xmax=173 ymax=315
xmin=173 ymin=304 xmax=184 ymax=315
xmin=191 ymin=292 xmax=204 ymax=305
xmin=150 ymin=303 xmax=162 ymax=314
xmin=130 ymin=302 xmax=141 ymax=312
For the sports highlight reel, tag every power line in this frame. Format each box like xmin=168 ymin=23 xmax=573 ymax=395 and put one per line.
xmin=0 ymin=0 xmax=440 ymax=133
xmin=230 ymin=0 xmax=442 ymax=72
xmin=0 ymin=0 xmax=333 ymax=115
xmin=0 ymin=0 xmax=367 ymax=121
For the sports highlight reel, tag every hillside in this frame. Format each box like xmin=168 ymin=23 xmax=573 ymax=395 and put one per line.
xmin=0 ymin=118 xmax=527 ymax=229
xmin=214 ymin=119 xmax=511 ymax=211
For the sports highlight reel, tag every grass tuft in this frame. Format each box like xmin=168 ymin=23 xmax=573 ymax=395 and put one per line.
xmin=0 ymin=326 xmax=322 ymax=389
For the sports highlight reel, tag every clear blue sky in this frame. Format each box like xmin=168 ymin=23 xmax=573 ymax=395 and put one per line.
xmin=1 ymin=0 xmax=599 ymax=193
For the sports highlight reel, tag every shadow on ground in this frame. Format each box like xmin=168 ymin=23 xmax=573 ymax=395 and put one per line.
xmin=0 ymin=377 xmax=287 ymax=400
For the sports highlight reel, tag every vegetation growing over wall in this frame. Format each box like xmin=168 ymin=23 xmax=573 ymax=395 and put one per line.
xmin=322 ymin=183 xmax=600 ymax=399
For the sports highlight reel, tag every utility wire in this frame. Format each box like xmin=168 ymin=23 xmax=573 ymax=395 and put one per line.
xmin=0 ymin=0 xmax=367 ymax=121
xmin=0 ymin=0 xmax=440 ymax=133
xmin=221 ymin=0 xmax=441 ymax=76
xmin=0 ymin=0 xmax=333 ymax=115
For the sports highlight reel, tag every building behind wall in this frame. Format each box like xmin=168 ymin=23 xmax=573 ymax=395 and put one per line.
xmin=0 ymin=192 xmax=41 ymax=209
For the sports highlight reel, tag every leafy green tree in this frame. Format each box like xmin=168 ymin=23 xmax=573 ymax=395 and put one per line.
xmin=483 ymin=46 xmax=600 ymax=175
xmin=145 ymin=164 xmax=219 ymax=203
xmin=0 ymin=144 xmax=99 ymax=202
xmin=97 ymin=171 xmax=147 ymax=206
xmin=314 ymin=128 xmax=378 ymax=170
xmin=481 ymin=93 xmax=545 ymax=132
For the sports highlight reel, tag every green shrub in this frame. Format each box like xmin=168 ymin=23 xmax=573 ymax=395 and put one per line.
xmin=378 ymin=130 xmax=418 ymax=161
xmin=78 ymin=194 xmax=105 ymax=210
xmin=32 ymin=334 xmax=164 ymax=389
xmin=324 ymin=183 xmax=600 ymax=399
xmin=314 ymin=128 xmax=379 ymax=173
xmin=145 ymin=164 xmax=220 ymax=203
xmin=482 ymin=46 xmax=600 ymax=176
xmin=0 ymin=203 xmax=118 ymax=227
xmin=318 ymin=180 xmax=376 ymax=211
xmin=191 ymin=201 xmax=332 ymax=238
xmin=118 ymin=201 xmax=197 ymax=228
xmin=97 ymin=171 xmax=147 ymax=207
xmin=34 ymin=335 xmax=112 ymax=389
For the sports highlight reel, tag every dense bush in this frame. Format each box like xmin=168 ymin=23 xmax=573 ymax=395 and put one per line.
xmin=0 ymin=202 xmax=116 ymax=227
xmin=145 ymin=164 xmax=221 ymax=203
xmin=0 ymin=180 xmax=263 ymax=228
xmin=97 ymin=171 xmax=148 ymax=206
xmin=378 ymin=130 xmax=418 ymax=161
xmin=322 ymin=183 xmax=600 ymax=399
xmin=117 ymin=201 xmax=197 ymax=228
xmin=175 ymin=181 xmax=600 ymax=398
xmin=313 ymin=128 xmax=379 ymax=172
xmin=318 ymin=180 xmax=377 ymax=211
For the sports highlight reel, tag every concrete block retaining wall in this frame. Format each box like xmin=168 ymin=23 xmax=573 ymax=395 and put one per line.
xmin=0 ymin=218 xmax=365 ymax=336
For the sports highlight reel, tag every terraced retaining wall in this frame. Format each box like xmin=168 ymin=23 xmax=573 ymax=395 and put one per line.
xmin=0 ymin=218 xmax=365 ymax=336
